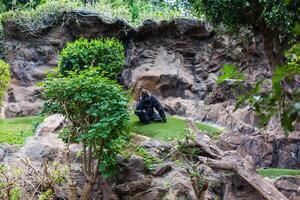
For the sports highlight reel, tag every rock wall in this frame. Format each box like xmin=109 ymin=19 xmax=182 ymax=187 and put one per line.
xmin=1 ymin=11 xmax=270 ymax=125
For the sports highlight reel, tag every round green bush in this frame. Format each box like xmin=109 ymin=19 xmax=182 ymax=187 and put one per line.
xmin=58 ymin=37 xmax=125 ymax=79
xmin=0 ymin=60 xmax=10 ymax=105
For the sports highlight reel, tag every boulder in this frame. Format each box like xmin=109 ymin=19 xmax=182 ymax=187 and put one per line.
xmin=236 ymin=120 xmax=255 ymax=134
xmin=35 ymin=114 xmax=65 ymax=136
xmin=274 ymin=176 xmax=300 ymax=200
xmin=220 ymin=174 xmax=264 ymax=200
xmin=151 ymin=163 xmax=172 ymax=177
xmin=133 ymin=188 xmax=167 ymax=200
xmin=117 ymin=155 xmax=147 ymax=182
xmin=0 ymin=144 xmax=19 ymax=162
xmin=20 ymin=134 xmax=66 ymax=161
xmin=140 ymin=139 xmax=172 ymax=157
xmin=153 ymin=167 xmax=198 ymax=200
xmin=0 ymin=147 xmax=5 ymax=161
xmin=115 ymin=177 xmax=152 ymax=195
xmin=223 ymin=129 xmax=300 ymax=168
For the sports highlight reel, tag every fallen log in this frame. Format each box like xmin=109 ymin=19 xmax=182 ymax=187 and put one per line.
xmin=186 ymin=120 xmax=288 ymax=200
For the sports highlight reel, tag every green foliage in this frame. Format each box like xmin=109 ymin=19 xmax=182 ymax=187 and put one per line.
xmin=43 ymin=69 xmax=130 ymax=177
xmin=197 ymin=0 xmax=300 ymax=132
xmin=0 ymin=0 xmax=45 ymax=12
xmin=0 ymin=116 xmax=44 ymax=145
xmin=216 ymin=64 xmax=245 ymax=84
xmin=0 ymin=60 xmax=10 ymax=106
xmin=216 ymin=48 xmax=300 ymax=132
xmin=189 ymin=170 xmax=206 ymax=191
xmin=9 ymin=186 xmax=21 ymax=200
xmin=129 ymin=114 xmax=224 ymax=141
xmin=31 ymin=116 xmax=44 ymax=133
xmin=136 ymin=147 xmax=161 ymax=171
xmin=0 ymin=0 xmax=195 ymax=37
xmin=122 ymin=0 xmax=193 ymax=23
xmin=189 ymin=0 xmax=298 ymax=33
xmin=58 ymin=38 xmax=125 ymax=78
xmin=38 ymin=189 xmax=53 ymax=200
xmin=257 ymin=168 xmax=300 ymax=179
xmin=0 ymin=0 xmax=83 ymax=35
xmin=177 ymin=129 xmax=201 ymax=157
xmin=0 ymin=164 xmax=22 ymax=200
xmin=58 ymin=127 xmax=77 ymax=143
xmin=124 ymin=0 xmax=139 ymax=22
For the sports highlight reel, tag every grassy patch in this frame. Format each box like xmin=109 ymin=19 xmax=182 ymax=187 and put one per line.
xmin=0 ymin=116 xmax=44 ymax=145
xmin=129 ymin=114 xmax=225 ymax=141
xmin=1 ymin=114 xmax=223 ymax=145
xmin=257 ymin=168 xmax=300 ymax=179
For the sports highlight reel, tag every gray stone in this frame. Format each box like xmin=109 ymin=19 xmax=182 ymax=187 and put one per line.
xmin=0 ymin=147 xmax=5 ymax=161
xmin=151 ymin=163 xmax=172 ymax=177
xmin=20 ymin=134 xmax=65 ymax=161
xmin=134 ymin=188 xmax=166 ymax=200
xmin=115 ymin=177 xmax=152 ymax=195
xmin=274 ymin=176 xmax=300 ymax=200
xmin=237 ymin=120 xmax=255 ymax=134
xmin=35 ymin=114 xmax=65 ymax=136
xmin=117 ymin=155 xmax=147 ymax=182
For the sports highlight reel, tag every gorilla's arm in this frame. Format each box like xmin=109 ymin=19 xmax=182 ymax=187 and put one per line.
xmin=152 ymin=96 xmax=166 ymax=122
xmin=135 ymin=101 xmax=144 ymax=114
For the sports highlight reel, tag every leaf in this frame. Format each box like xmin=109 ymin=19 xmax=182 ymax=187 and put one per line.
xmin=216 ymin=64 xmax=245 ymax=84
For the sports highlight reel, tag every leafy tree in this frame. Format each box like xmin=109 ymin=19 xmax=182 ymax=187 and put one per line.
xmin=189 ymin=0 xmax=300 ymax=66
xmin=124 ymin=0 xmax=140 ymax=21
xmin=0 ymin=0 xmax=44 ymax=11
xmin=43 ymin=69 xmax=130 ymax=199
xmin=189 ymin=0 xmax=300 ymax=131
xmin=58 ymin=38 xmax=125 ymax=79
xmin=45 ymin=36 xmax=129 ymax=199
xmin=0 ymin=60 xmax=10 ymax=106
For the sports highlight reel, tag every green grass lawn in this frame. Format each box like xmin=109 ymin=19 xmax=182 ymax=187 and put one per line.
xmin=0 ymin=114 xmax=224 ymax=145
xmin=257 ymin=168 xmax=300 ymax=179
xmin=0 ymin=115 xmax=44 ymax=145
xmin=129 ymin=114 xmax=225 ymax=141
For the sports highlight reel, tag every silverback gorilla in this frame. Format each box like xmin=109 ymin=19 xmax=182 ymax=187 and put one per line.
xmin=135 ymin=89 xmax=167 ymax=124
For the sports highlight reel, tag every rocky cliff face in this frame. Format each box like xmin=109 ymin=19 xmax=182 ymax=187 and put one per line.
xmin=1 ymin=11 xmax=270 ymax=126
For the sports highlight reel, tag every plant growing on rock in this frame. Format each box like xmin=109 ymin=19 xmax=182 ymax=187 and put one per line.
xmin=58 ymin=37 xmax=125 ymax=79
xmin=189 ymin=0 xmax=299 ymax=66
xmin=43 ymin=69 xmax=130 ymax=200
xmin=0 ymin=164 xmax=22 ymax=200
xmin=0 ymin=60 xmax=10 ymax=106
xmin=189 ymin=0 xmax=300 ymax=132
xmin=177 ymin=127 xmax=209 ymax=199
xmin=0 ymin=0 xmax=44 ymax=11
xmin=136 ymin=147 xmax=162 ymax=171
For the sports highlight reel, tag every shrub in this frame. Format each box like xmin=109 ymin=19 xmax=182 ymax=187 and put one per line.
xmin=43 ymin=68 xmax=130 ymax=198
xmin=0 ymin=60 xmax=10 ymax=106
xmin=0 ymin=0 xmax=195 ymax=37
xmin=58 ymin=38 xmax=125 ymax=79
xmin=0 ymin=0 xmax=45 ymax=11
xmin=0 ymin=0 xmax=80 ymax=35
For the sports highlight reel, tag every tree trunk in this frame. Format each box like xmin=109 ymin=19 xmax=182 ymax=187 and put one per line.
xmin=186 ymin=120 xmax=288 ymax=200
xmin=80 ymin=177 xmax=93 ymax=200
xmin=68 ymin=179 xmax=78 ymax=200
